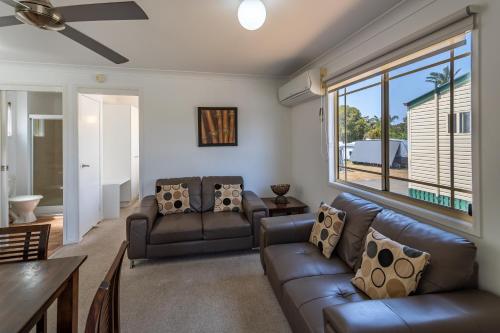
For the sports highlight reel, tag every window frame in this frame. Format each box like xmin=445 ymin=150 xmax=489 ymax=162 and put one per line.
xmin=327 ymin=30 xmax=481 ymax=236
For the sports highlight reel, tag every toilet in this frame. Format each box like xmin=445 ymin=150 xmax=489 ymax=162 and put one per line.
xmin=9 ymin=195 xmax=44 ymax=224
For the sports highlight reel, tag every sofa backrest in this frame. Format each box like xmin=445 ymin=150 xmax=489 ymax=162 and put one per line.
xmin=156 ymin=177 xmax=202 ymax=213
xmin=371 ymin=209 xmax=477 ymax=294
xmin=332 ymin=193 xmax=383 ymax=270
xmin=201 ymin=176 xmax=244 ymax=212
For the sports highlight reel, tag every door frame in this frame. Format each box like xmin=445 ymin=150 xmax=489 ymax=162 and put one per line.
xmin=0 ymin=84 xmax=71 ymax=241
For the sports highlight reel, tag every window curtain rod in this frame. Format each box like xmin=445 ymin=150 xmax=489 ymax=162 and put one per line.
xmin=324 ymin=5 xmax=479 ymax=87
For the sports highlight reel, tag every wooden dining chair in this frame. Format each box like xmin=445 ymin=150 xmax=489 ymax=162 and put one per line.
xmin=0 ymin=224 xmax=51 ymax=333
xmin=0 ymin=224 xmax=51 ymax=263
xmin=85 ymin=241 xmax=129 ymax=333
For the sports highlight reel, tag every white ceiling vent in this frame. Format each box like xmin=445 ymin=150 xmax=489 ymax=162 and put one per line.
xmin=278 ymin=69 xmax=323 ymax=107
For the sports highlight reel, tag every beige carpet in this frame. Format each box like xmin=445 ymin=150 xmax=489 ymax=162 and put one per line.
xmin=47 ymin=205 xmax=291 ymax=333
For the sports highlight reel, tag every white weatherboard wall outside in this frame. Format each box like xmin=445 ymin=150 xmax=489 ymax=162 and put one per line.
xmin=290 ymin=0 xmax=500 ymax=295
xmin=0 ymin=63 xmax=291 ymax=244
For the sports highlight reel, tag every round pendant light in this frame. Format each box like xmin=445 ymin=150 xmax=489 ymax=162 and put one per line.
xmin=238 ymin=0 xmax=266 ymax=31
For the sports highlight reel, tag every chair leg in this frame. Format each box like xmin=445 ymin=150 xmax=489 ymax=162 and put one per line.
xmin=130 ymin=260 xmax=135 ymax=269
xmin=36 ymin=312 xmax=47 ymax=333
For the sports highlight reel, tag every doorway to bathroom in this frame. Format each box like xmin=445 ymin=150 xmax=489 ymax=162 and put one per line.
xmin=0 ymin=90 xmax=64 ymax=255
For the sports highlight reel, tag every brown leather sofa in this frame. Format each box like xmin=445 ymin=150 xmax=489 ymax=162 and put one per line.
xmin=126 ymin=176 xmax=268 ymax=266
xmin=260 ymin=192 xmax=500 ymax=333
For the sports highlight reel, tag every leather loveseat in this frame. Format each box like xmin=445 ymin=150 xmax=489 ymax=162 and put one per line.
xmin=126 ymin=176 xmax=268 ymax=266
xmin=260 ymin=192 xmax=500 ymax=333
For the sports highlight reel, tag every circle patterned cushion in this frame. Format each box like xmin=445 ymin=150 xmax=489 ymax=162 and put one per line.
xmin=352 ymin=227 xmax=431 ymax=299
xmin=156 ymin=183 xmax=191 ymax=215
xmin=213 ymin=184 xmax=243 ymax=213
xmin=309 ymin=203 xmax=347 ymax=258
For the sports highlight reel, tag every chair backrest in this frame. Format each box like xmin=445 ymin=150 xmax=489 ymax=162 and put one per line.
xmin=85 ymin=241 xmax=128 ymax=333
xmin=0 ymin=224 xmax=51 ymax=264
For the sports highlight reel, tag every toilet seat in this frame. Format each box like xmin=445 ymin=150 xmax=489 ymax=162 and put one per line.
xmin=9 ymin=195 xmax=44 ymax=202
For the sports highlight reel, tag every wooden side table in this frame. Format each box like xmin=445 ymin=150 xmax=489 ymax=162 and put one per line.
xmin=262 ymin=197 xmax=308 ymax=217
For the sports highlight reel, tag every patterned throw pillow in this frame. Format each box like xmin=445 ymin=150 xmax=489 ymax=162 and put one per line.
xmin=352 ymin=227 xmax=431 ymax=299
xmin=309 ymin=203 xmax=346 ymax=258
xmin=213 ymin=184 xmax=243 ymax=213
xmin=156 ymin=183 xmax=191 ymax=215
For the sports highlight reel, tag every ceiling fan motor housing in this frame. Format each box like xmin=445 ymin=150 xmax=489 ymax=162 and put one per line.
xmin=15 ymin=0 xmax=65 ymax=31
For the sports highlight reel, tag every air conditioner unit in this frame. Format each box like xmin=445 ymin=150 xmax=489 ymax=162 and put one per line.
xmin=278 ymin=69 xmax=323 ymax=107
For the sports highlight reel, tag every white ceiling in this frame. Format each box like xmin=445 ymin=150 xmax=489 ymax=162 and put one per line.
xmin=0 ymin=0 xmax=403 ymax=76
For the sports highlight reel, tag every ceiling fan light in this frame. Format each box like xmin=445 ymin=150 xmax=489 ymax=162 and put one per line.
xmin=238 ymin=0 xmax=266 ymax=31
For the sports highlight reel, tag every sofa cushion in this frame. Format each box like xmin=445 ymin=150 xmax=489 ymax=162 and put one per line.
xmin=371 ymin=209 xmax=477 ymax=294
xmin=156 ymin=177 xmax=202 ymax=212
xmin=331 ymin=193 xmax=383 ymax=270
xmin=202 ymin=176 xmax=243 ymax=212
xmin=202 ymin=211 xmax=251 ymax=240
xmin=149 ymin=213 xmax=203 ymax=244
xmin=156 ymin=183 xmax=191 ymax=215
xmin=309 ymin=203 xmax=346 ymax=258
xmin=282 ymin=274 xmax=368 ymax=333
xmin=264 ymin=243 xmax=351 ymax=299
xmin=352 ymin=227 xmax=431 ymax=299
xmin=213 ymin=183 xmax=243 ymax=213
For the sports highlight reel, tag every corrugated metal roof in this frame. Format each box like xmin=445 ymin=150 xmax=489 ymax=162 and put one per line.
xmin=350 ymin=139 xmax=407 ymax=167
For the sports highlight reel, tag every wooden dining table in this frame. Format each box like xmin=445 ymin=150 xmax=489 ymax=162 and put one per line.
xmin=0 ymin=255 xmax=87 ymax=333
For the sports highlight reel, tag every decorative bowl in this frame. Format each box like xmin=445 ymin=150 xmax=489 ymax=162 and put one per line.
xmin=271 ymin=184 xmax=290 ymax=204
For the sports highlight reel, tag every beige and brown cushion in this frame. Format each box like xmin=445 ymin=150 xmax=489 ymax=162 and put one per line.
xmin=213 ymin=184 xmax=243 ymax=212
xmin=352 ymin=227 xmax=431 ymax=299
xmin=156 ymin=183 xmax=191 ymax=215
xmin=309 ymin=203 xmax=346 ymax=258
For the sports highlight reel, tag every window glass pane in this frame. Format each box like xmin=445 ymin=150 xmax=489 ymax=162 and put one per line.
xmin=389 ymin=51 xmax=450 ymax=78
xmin=347 ymin=170 xmax=382 ymax=190
xmin=390 ymin=179 xmax=451 ymax=208
xmin=452 ymin=55 xmax=472 ymax=198
xmin=337 ymin=92 xmax=347 ymax=181
xmin=345 ymin=76 xmax=381 ymax=93
xmin=344 ymin=77 xmax=382 ymax=175
xmin=454 ymin=31 xmax=472 ymax=56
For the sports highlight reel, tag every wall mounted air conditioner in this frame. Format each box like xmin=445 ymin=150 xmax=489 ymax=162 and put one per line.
xmin=278 ymin=69 xmax=323 ymax=107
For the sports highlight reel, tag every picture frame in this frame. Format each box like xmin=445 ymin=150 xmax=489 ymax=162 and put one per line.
xmin=198 ymin=107 xmax=238 ymax=147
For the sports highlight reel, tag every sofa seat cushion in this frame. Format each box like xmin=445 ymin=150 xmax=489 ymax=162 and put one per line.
xmin=202 ymin=211 xmax=251 ymax=240
xmin=282 ymin=274 xmax=369 ymax=333
xmin=264 ymin=243 xmax=351 ymax=298
xmin=149 ymin=213 xmax=203 ymax=244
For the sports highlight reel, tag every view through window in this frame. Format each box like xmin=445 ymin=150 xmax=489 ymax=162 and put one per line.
xmin=328 ymin=32 xmax=473 ymax=216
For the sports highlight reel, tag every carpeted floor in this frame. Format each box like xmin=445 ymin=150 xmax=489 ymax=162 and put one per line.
xmin=47 ymin=205 xmax=291 ymax=333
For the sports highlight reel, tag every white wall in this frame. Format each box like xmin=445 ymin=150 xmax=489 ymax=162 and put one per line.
xmin=0 ymin=63 xmax=291 ymax=243
xmin=102 ymin=104 xmax=132 ymax=183
xmin=290 ymin=0 xmax=500 ymax=295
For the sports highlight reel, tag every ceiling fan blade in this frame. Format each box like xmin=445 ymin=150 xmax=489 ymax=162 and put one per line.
xmin=59 ymin=25 xmax=128 ymax=64
xmin=0 ymin=15 xmax=22 ymax=27
xmin=55 ymin=1 xmax=148 ymax=22
xmin=0 ymin=0 xmax=28 ymax=9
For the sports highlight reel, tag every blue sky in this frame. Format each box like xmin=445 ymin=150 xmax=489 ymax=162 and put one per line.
xmin=339 ymin=33 xmax=472 ymax=124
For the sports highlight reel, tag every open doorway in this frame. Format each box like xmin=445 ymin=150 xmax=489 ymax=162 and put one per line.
xmin=77 ymin=93 xmax=140 ymax=239
xmin=0 ymin=90 xmax=64 ymax=255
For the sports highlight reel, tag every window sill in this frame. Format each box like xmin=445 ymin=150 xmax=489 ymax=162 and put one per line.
xmin=329 ymin=181 xmax=480 ymax=238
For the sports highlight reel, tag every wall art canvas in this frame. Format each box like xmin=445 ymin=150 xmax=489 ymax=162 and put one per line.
xmin=198 ymin=107 xmax=238 ymax=146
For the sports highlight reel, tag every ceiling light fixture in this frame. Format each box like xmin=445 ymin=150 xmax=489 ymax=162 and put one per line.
xmin=238 ymin=0 xmax=266 ymax=31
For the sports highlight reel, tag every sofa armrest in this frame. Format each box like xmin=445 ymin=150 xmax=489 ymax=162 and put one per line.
xmin=323 ymin=290 xmax=500 ymax=333
xmin=242 ymin=191 xmax=268 ymax=247
xmin=259 ymin=213 xmax=315 ymax=271
xmin=126 ymin=195 xmax=159 ymax=259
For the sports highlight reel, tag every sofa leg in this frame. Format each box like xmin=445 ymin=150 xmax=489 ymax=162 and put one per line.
xmin=130 ymin=260 xmax=135 ymax=269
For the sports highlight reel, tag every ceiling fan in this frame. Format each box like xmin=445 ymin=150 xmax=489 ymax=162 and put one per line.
xmin=0 ymin=0 xmax=148 ymax=64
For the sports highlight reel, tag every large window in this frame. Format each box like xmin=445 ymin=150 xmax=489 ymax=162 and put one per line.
xmin=328 ymin=32 xmax=473 ymax=218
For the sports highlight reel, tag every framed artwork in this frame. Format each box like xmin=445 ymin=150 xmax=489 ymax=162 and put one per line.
xmin=198 ymin=107 xmax=238 ymax=147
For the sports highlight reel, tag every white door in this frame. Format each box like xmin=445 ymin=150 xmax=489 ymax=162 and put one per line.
xmin=0 ymin=91 xmax=8 ymax=227
xmin=130 ymin=105 xmax=140 ymax=200
xmin=78 ymin=94 xmax=101 ymax=238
